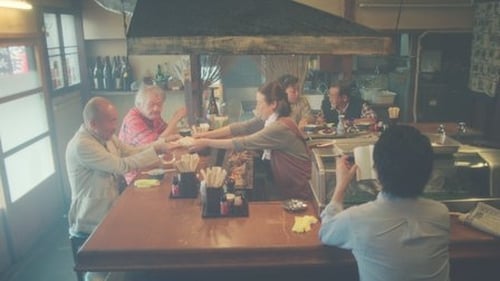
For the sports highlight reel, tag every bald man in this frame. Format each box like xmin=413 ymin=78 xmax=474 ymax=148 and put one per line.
xmin=66 ymin=97 xmax=178 ymax=281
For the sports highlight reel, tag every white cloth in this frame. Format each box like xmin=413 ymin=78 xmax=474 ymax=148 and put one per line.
xmin=319 ymin=192 xmax=450 ymax=281
xmin=261 ymin=113 xmax=278 ymax=160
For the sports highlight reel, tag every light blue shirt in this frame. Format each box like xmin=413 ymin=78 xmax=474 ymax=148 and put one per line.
xmin=319 ymin=192 xmax=450 ymax=281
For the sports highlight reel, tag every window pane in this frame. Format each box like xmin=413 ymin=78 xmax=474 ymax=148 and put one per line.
xmin=43 ymin=13 xmax=60 ymax=48
xmin=0 ymin=93 xmax=49 ymax=152
xmin=47 ymin=47 xmax=61 ymax=57
xmin=0 ymin=45 xmax=40 ymax=97
xmin=65 ymin=52 xmax=81 ymax=86
xmin=5 ymin=137 xmax=55 ymax=202
xmin=61 ymin=14 xmax=77 ymax=46
xmin=49 ymin=56 xmax=64 ymax=89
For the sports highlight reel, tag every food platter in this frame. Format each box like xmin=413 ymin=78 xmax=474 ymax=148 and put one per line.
xmin=223 ymin=150 xmax=255 ymax=189
xmin=282 ymin=199 xmax=308 ymax=212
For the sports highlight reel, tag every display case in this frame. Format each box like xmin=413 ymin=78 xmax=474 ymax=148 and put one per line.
xmin=310 ymin=140 xmax=500 ymax=214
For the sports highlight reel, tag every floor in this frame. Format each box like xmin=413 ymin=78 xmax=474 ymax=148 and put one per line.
xmin=1 ymin=216 xmax=78 ymax=281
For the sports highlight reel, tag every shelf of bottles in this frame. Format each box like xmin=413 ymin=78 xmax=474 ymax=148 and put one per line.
xmin=88 ymin=55 xmax=133 ymax=92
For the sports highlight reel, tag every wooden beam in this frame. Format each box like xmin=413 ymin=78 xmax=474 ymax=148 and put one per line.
xmin=187 ymin=55 xmax=202 ymax=124
xmin=127 ymin=36 xmax=393 ymax=56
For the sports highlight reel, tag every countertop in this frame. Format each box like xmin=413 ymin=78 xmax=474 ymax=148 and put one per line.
xmin=76 ymin=171 xmax=500 ymax=280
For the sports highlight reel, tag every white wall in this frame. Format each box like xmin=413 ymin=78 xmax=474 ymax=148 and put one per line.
xmin=51 ymin=92 xmax=84 ymax=205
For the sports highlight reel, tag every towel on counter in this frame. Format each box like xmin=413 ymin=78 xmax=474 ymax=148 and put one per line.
xmin=292 ymin=215 xmax=318 ymax=233
xmin=134 ymin=179 xmax=160 ymax=188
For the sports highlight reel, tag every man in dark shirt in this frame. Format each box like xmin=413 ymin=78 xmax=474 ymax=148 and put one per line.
xmin=321 ymin=80 xmax=376 ymax=124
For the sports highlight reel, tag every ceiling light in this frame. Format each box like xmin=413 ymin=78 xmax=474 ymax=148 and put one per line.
xmin=0 ymin=0 xmax=32 ymax=10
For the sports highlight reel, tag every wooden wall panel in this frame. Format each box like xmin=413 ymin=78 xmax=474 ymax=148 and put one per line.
xmin=0 ymin=8 xmax=37 ymax=35
xmin=355 ymin=0 xmax=473 ymax=31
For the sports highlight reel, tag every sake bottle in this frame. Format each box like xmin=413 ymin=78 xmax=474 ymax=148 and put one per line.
xmin=337 ymin=114 xmax=346 ymax=136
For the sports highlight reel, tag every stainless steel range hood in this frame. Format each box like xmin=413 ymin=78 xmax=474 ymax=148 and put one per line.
xmin=126 ymin=0 xmax=393 ymax=55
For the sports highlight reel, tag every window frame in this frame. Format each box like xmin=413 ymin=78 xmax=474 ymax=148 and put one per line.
xmin=0 ymin=37 xmax=56 ymax=204
xmin=42 ymin=10 xmax=82 ymax=95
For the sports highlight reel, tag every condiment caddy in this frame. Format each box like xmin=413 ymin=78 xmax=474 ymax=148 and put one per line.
xmin=203 ymin=189 xmax=249 ymax=218
xmin=200 ymin=168 xmax=249 ymax=218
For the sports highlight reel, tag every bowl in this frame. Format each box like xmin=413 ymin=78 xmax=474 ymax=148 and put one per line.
xmin=354 ymin=121 xmax=372 ymax=131
xmin=179 ymin=128 xmax=192 ymax=137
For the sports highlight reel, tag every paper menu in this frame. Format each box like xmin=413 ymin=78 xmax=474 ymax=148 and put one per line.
xmin=353 ymin=144 xmax=377 ymax=181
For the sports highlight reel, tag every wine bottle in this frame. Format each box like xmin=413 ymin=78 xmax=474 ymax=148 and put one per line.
xmin=336 ymin=114 xmax=345 ymax=136
xmin=93 ymin=56 xmax=104 ymax=90
xmin=87 ymin=57 xmax=95 ymax=90
xmin=207 ymin=88 xmax=219 ymax=116
xmin=206 ymin=88 xmax=219 ymax=129
xmin=121 ymin=56 xmax=132 ymax=91
xmin=103 ymin=56 xmax=112 ymax=90
xmin=155 ymin=64 xmax=166 ymax=86
xmin=112 ymin=56 xmax=122 ymax=90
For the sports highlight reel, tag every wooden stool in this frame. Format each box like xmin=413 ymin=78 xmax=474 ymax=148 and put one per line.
xmin=69 ymin=234 xmax=88 ymax=281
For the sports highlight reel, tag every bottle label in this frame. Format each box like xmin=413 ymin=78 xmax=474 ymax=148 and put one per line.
xmin=172 ymin=184 xmax=179 ymax=196
xmin=220 ymin=201 xmax=229 ymax=215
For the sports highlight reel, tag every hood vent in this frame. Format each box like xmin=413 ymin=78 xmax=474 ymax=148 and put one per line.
xmin=127 ymin=0 xmax=392 ymax=55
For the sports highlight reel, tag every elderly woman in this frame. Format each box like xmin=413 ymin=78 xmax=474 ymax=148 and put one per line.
xmin=191 ymin=81 xmax=312 ymax=200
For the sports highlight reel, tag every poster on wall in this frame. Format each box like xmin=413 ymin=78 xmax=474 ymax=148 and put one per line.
xmin=0 ymin=46 xmax=28 ymax=76
xmin=469 ymin=1 xmax=500 ymax=97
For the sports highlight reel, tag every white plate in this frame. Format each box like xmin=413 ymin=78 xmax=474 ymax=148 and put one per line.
xmin=142 ymin=168 xmax=167 ymax=176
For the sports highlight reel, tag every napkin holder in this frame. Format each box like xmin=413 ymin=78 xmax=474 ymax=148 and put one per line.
xmin=202 ymin=186 xmax=223 ymax=216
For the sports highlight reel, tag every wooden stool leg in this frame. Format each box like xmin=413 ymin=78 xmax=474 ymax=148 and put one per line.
xmin=70 ymin=235 xmax=87 ymax=281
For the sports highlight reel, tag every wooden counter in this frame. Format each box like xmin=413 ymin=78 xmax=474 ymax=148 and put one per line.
xmin=406 ymin=122 xmax=483 ymax=137
xmin=76 ymin=170 xmax=500 ymax=281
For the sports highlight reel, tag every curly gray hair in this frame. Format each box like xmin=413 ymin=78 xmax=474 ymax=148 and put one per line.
xmin=134 ymin=83 xmax=166 ymax=108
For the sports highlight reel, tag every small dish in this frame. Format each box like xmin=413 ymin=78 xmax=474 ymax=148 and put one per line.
xmin=354 ymin=121 xmax=372 ymax=131
xmin=318 ymin=128 xmax=336 ymax=136
xmin=142 ymin=168 xmax=167 ymax=180
xmin=282 ymin=199 xmax=308 ymax=212
xmin=159 ymin=154 xmax=176 ymax=166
